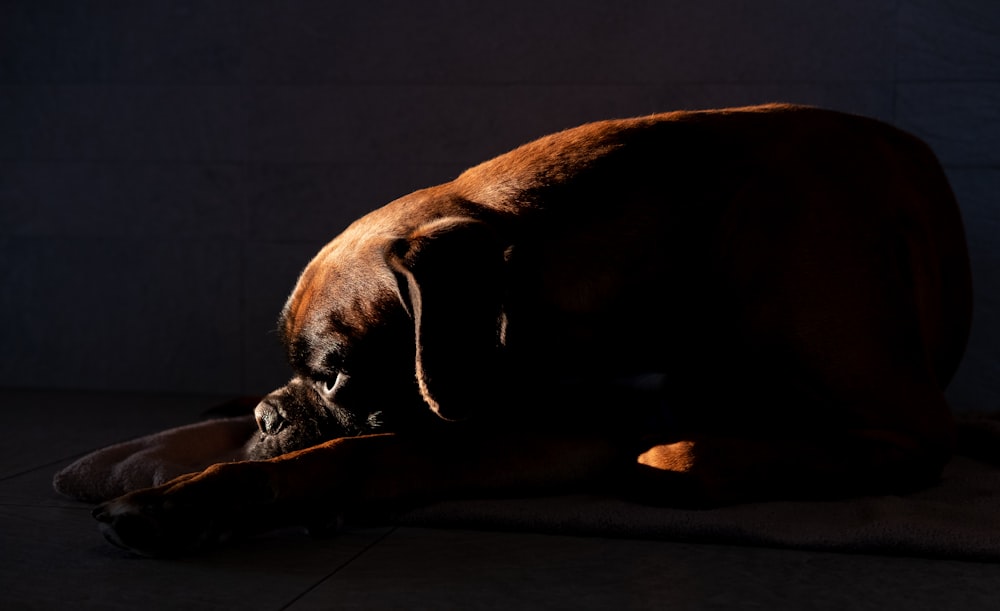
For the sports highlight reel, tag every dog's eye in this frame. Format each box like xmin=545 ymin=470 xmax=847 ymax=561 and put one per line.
xmin=317 ymin=373 xmax=344 ymax=398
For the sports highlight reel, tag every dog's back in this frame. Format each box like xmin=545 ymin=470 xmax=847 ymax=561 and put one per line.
xmin=435 ymin=106 xmax=970 ymax=418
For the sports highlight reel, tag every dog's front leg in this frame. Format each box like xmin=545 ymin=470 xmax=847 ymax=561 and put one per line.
xmin=92 ymin=431 xmax=621 ymax=556
xmin=91 ymin=433 xmax=408 ymax=557
xmin=92 ymin=459 xmax=288 ymax=557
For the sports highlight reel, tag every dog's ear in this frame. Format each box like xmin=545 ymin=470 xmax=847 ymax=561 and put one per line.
xmin=386 ymin=217 xmax=506 ymax=421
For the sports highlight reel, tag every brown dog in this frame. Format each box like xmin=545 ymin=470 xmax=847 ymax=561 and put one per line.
xmin=93 ymin=103 xmax=972 ymax=556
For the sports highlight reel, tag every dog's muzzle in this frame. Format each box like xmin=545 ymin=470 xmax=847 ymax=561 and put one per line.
xmin=254 ymin=401 xmax=284 ymax=436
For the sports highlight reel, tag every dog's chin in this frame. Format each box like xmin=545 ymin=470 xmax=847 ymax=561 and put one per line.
xmin=243 ymin=433 xmax=285 ymax=460
xmin=244 ymin=427 xmax=324 ymax=460
xmin=244 ymin=417 xmax=379 ymax=459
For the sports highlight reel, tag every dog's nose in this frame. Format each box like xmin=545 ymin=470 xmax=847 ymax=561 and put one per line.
xmin=254 ymin=402 xmax=284 ymax=436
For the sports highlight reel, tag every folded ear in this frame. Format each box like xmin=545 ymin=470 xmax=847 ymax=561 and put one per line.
xmin=386 ymin=217 xmax=507 ymax=421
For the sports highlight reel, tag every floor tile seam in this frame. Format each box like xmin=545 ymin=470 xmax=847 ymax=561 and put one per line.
xmin=0 ymin=453 xmax=91 ymax=483
xmin=0 ymin=500 xmax=84 ymax=510
xmin=278 ymin=526 xmax=399 ymax=610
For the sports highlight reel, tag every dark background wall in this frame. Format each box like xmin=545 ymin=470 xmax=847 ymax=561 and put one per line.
xmin=2 ymin=1 xmax=997 ymax=412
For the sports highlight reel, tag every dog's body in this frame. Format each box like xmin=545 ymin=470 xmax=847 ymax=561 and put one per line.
xmin=94 ymin=103 xmax=972 ymax=556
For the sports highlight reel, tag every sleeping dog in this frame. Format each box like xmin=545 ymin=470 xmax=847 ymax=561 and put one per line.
xmin=93 ymin=103 xmax=972 ymax=556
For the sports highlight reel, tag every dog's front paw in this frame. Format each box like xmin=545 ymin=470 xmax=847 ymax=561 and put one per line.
xmin=92 ymin=463 xmax=277 ymax=557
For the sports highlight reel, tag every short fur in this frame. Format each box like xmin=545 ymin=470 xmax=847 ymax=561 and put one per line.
xmin=93 ymin=104 xmax=972 ymax=556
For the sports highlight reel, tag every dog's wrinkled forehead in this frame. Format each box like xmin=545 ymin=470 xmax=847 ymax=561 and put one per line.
xmin=279 ymin=233 xmax=399 ymax=375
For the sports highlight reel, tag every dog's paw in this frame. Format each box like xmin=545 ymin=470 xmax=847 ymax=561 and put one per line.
xmin=92 ymin=463 xmax=277 ymax=557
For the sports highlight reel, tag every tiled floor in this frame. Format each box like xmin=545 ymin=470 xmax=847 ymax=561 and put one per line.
xmin=2 ymin=389 xmax=999 ymax=610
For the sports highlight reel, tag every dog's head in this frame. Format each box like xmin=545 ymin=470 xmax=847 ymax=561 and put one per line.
xmin=245 ymin=193 xmax=509 ymax=459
